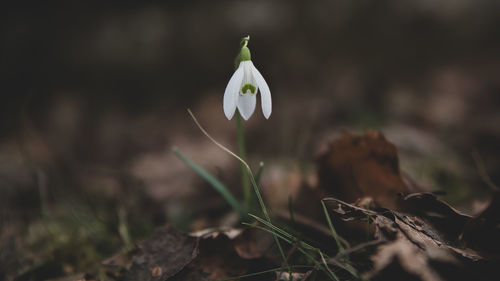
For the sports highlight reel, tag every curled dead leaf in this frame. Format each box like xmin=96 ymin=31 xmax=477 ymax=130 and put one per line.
xmin=461 ymin=191 xmax=500 ymax=256
xmin=317 ymin=131 xmax=417 ymax=209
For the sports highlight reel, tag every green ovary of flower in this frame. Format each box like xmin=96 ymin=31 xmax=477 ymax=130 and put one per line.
xmin=241 ymin=83 xmax=256 ymax=95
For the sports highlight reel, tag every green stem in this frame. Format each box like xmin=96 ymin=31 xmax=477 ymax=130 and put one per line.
xmin=236 ymin=112 xmax=252 ymax=211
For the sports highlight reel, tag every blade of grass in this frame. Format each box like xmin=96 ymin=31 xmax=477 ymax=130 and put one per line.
xmin=249 ymin=214 xmax=294 ymax=239
xmin=247 ymin=172 xmax=288 ymax=255
xmin=218 ymin=265 xmax=315 ymax=281
xmin=321 ymin=200 xmax=345 ymax=253
xmin=219 ymin=266 xmax=282 ymax=281
xmin=249 ymin=214 xmax=317 ymax=251
xmin=255 ymin=161 xmax=265 ymax=186
xmin=329 ymin=258 xmax=361 ymax=280
xmin=118 ymin=206 xmax=133 ymax=251
xmin=172 ymin=147 xmax=244 ymax=218
xmin=249 ymin=214 xmax=361 ymax=280
xmin=242 ymin=222 xmax=293 ymax=244
xmin=244 ymin=222 xmax=339 ymax=281
xmin=319 ymin=251 xmax=339 ymax=281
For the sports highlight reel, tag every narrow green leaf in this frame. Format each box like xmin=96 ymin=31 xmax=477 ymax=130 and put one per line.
xmin=172 ymin=147 xmax=243 ymax=218
xmin=321 ymin=200 xmax=345 ymax=253
xmin=255 ymin=161 xmax=265 ymax=186
xmin=249 ymin=214 xmax=317 ymax=251
xmin=244 ymin=222 xmax=339 ymax=281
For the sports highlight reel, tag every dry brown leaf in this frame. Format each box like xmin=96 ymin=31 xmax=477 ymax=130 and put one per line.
xmin=317 ymin=131 xmax=418 ymax=209
xmin=461 ymin=191 xmax=500 ymax=256
xmin=187 ymin=232 xmax=251 ymax=280
xmin=121 ymin=225 xmax=198 ymax=281
xmin=324 ymin=194 xmax=498 ymax=281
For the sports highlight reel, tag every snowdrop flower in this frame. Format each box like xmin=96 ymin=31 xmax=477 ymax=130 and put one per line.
xmin=223 ymin=36 xmax=272 ymax=120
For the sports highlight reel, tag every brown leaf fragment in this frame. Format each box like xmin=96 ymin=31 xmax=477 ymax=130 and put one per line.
xmin=461 ymin=191 xmax=500 ymax=256
xmin=324 ymin=194 xmax=499 ymax=281
xmin=372 ymin=214 xmax=399 ymax=241
xmin=122 ymin=225 xmax=198 ymax=281
xmin=368 ymin=255 xmax=430 ymax=281
xmin=397 ymin=192 xmax=471 ymax=244
xmin=317 ymin=131 xmax=415 ymax=209
xmin=191 ymin=227 xmax=274 ymax=260
xmin=367 ymin=237 xmax=444 ymax=281
xmin=165 ymin=227 xmax=276 ymax=280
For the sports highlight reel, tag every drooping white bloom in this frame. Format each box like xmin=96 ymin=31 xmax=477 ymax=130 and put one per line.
xmin=223 ymin=60 xmax=272 ymax=120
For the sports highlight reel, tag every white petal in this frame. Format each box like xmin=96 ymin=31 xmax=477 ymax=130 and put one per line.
xmin=241 ymin=61 xmax=256 ymax=87
xmin=237 ymin=93 xmax=257 ymax=120
xmin=250 ymin=62 xmax=272 ymax=119
xmin=223 ymin=63 xmax=244 ymax=120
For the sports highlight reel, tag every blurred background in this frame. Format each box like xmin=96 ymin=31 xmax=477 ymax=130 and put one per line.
xmin=1 ymin=0 xmax=499 ymax=279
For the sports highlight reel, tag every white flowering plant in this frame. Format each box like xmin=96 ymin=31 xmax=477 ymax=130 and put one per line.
xmin=173 ymin=35 xmax=273 ymax=218
xmin=173 ymin=36 xmax=350 ymax=280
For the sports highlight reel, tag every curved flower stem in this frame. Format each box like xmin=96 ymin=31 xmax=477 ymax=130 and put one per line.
xmin=235 ymin=112 xmax=252 ymax=211
xmin=187 ymin=109 xmax=288 ymax=267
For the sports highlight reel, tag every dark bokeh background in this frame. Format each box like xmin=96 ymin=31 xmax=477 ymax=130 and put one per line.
xmin=1 ymin=0 xmax=499 ymax=279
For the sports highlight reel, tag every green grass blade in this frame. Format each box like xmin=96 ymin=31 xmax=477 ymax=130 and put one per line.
xmin=249 ymin=214 xmax=317 ymax=251
xmin=251 ymin=215 xmax=353 ymax=281
xmin=218 ymin=266 xmax=282 ymax=281
xmin=118 ymin=206 xmax=133 ymax=251
xmin=244 ymin=222 xmax=339 ymax=281
xmin=249 ymin=214 xmax=294 ymax=239
xmin=247 ymin=173 xmax=288 ymax=266
xmin=172 ymin=147 xmax=243 ymax=218
xmin=218 ymin=265 xmax=315 ymax=281
xmin=255 ymin=161 xmax=265 ymax=185
xmin=319 ymin=251 xmax=340 ymax=281
xmin=242 ymin=222 xmax=293 ymax=243
xmin=321 ymin=200 xmax=345 ymax=253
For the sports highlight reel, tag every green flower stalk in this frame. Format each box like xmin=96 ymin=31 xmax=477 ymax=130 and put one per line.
xmin=223 ymin=36 xmax=272 ymax=211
